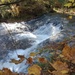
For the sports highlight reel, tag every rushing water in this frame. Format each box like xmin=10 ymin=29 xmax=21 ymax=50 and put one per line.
xmin=0 ymin=14 xmax=75 ymax=73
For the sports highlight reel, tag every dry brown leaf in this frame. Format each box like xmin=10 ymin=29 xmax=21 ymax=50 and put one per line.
xmin=52 ymin=70 xmax=68 ymax=75
xmin=10 ymin=59 xmax=21 ymax=64
xmin=18 ymin=55 xmax=25 ymax=58
xmin=62 ymin=44 xmax=75 ymax=63
xmin=38 ymin=57 xmax=47 ymax=63
xmin=70 ymin=47 xmax=75 ymax=63
xmin=50 ymin=61 xmax=69 ymax=71
xmin=50 ymin=61 xmax=69 ymax=75
xmin=0 ymin=68 xmax=18 ymax=75
xmin=27 ymin=57 xmax=33 ymax=64
xmin=10 ymin=55 xmax=25 ymax=64
xmin=62 ymin=44 xmax=71 ymax=60
xmin=28 ymin=64 xmax=42 ymax=75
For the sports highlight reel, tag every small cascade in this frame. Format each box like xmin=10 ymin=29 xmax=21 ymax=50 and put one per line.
xmin=0 ymin=14 xmax=69 ymax=73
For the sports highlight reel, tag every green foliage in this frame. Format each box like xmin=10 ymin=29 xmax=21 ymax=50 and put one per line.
xmin=64 ymin=0 xmax=75 ymax=7
xmin=0 ymin=0 xmax=75 ymax=20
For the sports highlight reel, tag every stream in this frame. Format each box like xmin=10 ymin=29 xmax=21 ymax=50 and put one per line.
xmin=0 ymin=14 xmax=75 ymax=73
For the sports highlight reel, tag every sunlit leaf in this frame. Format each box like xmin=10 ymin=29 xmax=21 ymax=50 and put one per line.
xmin=61 ymin=70 xmax=69 ymax=74
xmin=69 ymin=0 xmax=74 ymax=3
xmin=28 ymin=64 xmax=42 ymax=75
xmin=64 ymin=3 xmax=72 ymax=7
xmin=30 ymin=52 xmax=36 ymax=57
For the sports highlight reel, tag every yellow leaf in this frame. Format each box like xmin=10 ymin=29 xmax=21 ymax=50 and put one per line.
xmin=68 ymin=15 xmax=72 ymax=19
xmin=30 ymin=52 xmax=36 ymax=57
xmin=64 ymin=3 xmax=72 ymax=8
xmin=69 ymin=0 xmax=74 ymax=3
xmin=28 ymin=64 xmax=42 ymax=75
xmin=61 ymin=70 xmax=68 ymax=74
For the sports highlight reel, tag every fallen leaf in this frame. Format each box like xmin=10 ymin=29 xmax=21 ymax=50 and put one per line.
xmin=30 ymin=52 xmax=36 ymax=57
xmin=62 ymin=44 xmax=71 ymax=60
xmin=0 ymin=68 xmax=18 ymax=75
xmin=10 ymin=55 xmax=25 ymax=64
xmin=27 ymin=57 xmax=33 ymax=64
xmin=62 ymin=44 xmax=75 ymax=63
xmin=50 ymin=61 xmax=69 ymax=75
xmin=50 ymin=61 xmax=69 ymax=71
xmin=61 ymin=70 xmax=69 ymax=74
xmin=38 ymin=57 xmax=47 ymax=63
xmin=28 ymin=64 xmax=42 ymax=75
xmin=18 ymin=55 xmax=25 ymax=59
xmin=70 ymin=47 xmax=75 ymax=63
xmin=52 ymin=70 xmax=67 ymax=75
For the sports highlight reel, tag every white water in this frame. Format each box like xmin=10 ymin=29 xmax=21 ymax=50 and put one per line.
xmin=0 ymin=20 xmax=64 ymax=73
